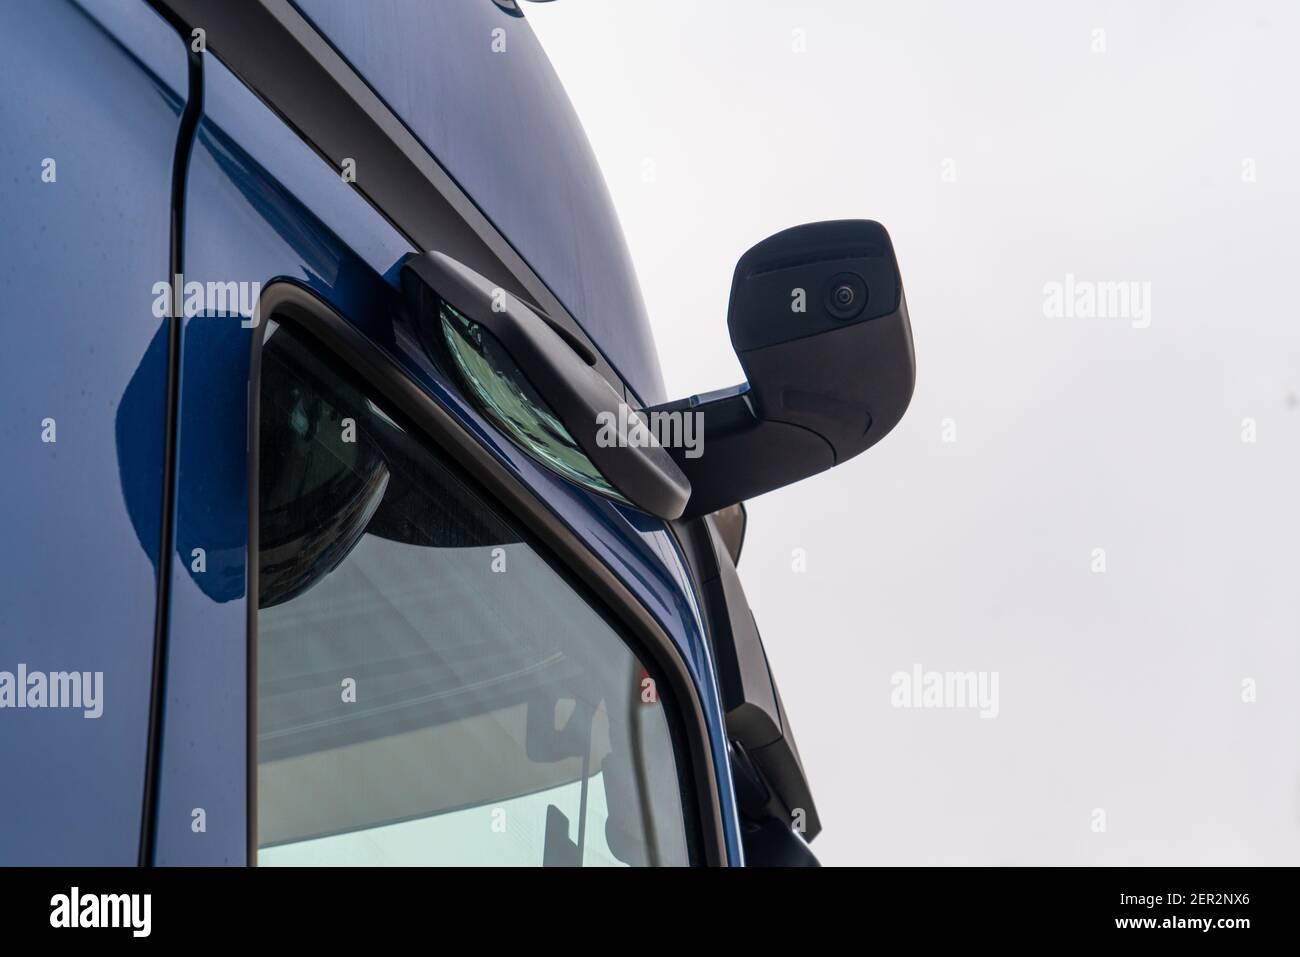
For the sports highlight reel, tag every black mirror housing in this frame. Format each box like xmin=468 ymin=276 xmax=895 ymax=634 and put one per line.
xmin=403 ymin=251 xmax=691 ymax=519
xmin=731 ymin=219 xmax=914 ymax=459
xmin=654 ymin=219 xmax=916 ymax=516
xmin=404 ymin=220 xmax=913 ymax=520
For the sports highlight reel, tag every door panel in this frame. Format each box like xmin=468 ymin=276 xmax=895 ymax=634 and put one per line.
xmin=154 ymin=54 xmax=739 ymax=864
xmin=0 ymin=0 xmax=186 ymax=864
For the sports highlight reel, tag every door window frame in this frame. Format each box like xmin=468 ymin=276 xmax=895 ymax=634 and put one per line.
xmin=246 ymin=280 xmax=728 ymax=865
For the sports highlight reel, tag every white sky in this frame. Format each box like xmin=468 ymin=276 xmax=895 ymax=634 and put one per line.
xmin=528 ymin=0 xmax=1300 ymax=865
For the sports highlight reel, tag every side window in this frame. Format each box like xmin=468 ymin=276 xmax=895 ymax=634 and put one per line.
xmin=254 ymin=319 xmax=693 ymax=866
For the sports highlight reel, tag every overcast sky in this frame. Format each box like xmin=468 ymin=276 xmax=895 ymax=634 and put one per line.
xmin=527 ymin=0 xmax=1300 ymax=865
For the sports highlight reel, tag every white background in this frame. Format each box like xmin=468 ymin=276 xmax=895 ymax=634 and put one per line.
xmin=527 ymin=0 xmax=1300 ymax=865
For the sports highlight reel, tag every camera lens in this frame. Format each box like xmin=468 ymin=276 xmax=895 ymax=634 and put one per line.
xmin=824 ymin=272 xmax=867 ymax=320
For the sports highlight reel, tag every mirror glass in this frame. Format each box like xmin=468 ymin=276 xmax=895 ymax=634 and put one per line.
xmin=440 ymin=301 xmax=628 ymax=503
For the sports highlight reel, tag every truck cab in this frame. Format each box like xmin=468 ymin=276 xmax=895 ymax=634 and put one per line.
xmin=0 ymin=0 xmax=913 ymax=866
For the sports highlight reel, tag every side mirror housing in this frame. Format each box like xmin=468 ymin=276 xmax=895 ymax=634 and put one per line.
xmin=403 ymin=220 xmax=914 ymax=519
xmin=652 ymin=219 xmax=915 ymax=516
xmin=403 ymin=251 xmax=691 ymax=518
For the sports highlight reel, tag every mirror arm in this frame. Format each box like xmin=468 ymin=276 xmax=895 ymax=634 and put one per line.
xmin=646 ymin=387 xmax=836 ymax=519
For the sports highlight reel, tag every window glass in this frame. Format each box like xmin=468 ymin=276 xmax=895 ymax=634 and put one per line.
xmin=255 ymin=320 xmax=692 ymax=866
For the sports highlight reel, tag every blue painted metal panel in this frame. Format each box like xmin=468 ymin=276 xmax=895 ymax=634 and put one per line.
xmin=0 ymin=0 xmax=185 ymax=864
xmin=291 ymin=0 xmax=668 ymax=405
xmin=155 ymin=54 xmax=740 ymax=864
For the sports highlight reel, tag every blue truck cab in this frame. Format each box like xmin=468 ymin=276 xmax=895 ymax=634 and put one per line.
xmin=1 ymin=0 xmax=914 ymax=866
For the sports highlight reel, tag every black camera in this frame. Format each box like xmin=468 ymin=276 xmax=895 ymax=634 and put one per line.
xmin=824 ymin=272 xmax=867 ymax=320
